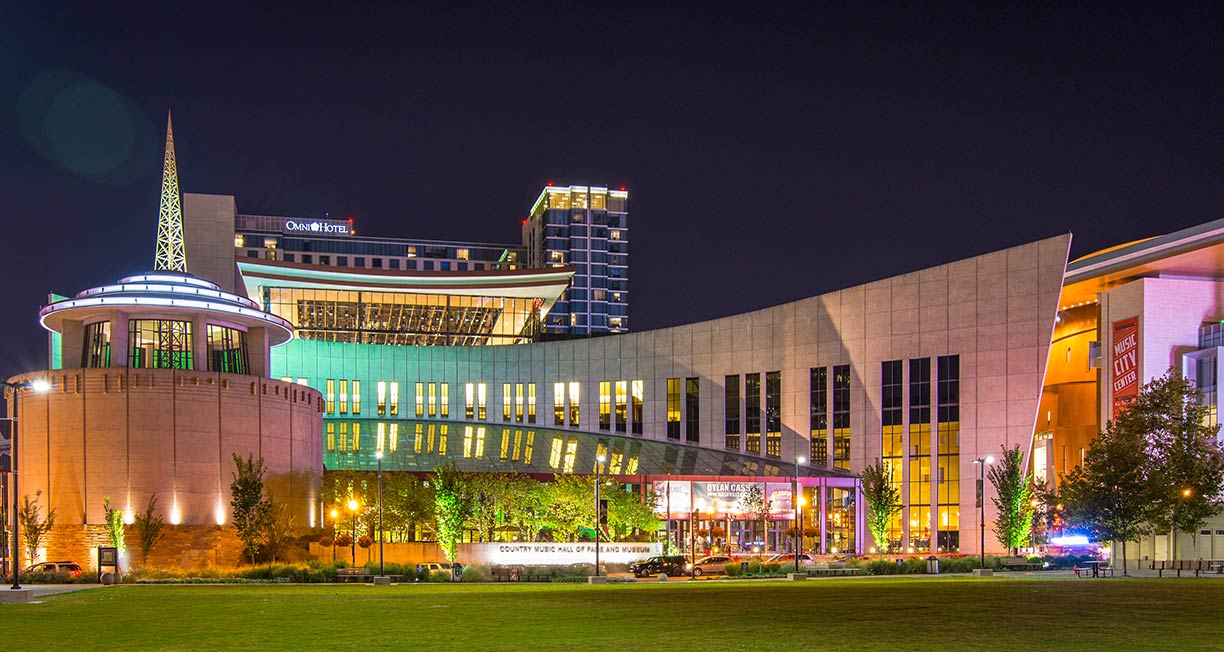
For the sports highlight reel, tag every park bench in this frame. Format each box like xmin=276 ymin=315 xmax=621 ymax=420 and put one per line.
xmin=1000 ymin=556 xmax=1042 ymax=571
xmin=806 ymin=567 xmax=864 ymax=577
xmin=334 ymin=568 xmax=373 ymax=583
xmin=1149 ymin=559 xmax=1224 ymax=578
xmin=1073 ymin=562 xmax=1113 ymax=578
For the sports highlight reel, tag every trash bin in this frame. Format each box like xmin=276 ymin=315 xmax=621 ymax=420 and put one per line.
xmin=740 ymin=561 xmax=750 ymax=574
xmin=926 ymin=556 xmax=939 ymax=574
xmin=452 ymin=563 xmax=464 ymax=582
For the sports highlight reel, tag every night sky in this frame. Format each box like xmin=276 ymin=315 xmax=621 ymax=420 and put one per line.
xmin=2 ymin=3 xmax=1222 ymax=378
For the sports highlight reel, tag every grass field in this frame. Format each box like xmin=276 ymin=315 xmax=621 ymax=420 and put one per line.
xmin=7 ymin=576 xmax=1223 ymax=651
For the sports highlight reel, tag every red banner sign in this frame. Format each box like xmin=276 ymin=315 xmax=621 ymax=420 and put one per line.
xmin=1111 ymin=316 xmax=1139 ymax=418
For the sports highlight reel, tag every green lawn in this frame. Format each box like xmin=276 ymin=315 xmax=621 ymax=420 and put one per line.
xmin=9 ymin=576 xmax=1223 ymax=651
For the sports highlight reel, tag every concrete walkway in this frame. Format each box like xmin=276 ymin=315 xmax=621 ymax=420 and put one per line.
xmin=0 ymin=583 xmax=104 ymax=604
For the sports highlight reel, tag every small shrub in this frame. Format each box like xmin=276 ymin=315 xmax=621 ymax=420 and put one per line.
xmin=724 ymin=563 xmax=742 ymax=577
xmin=867 ymin=559 xmax=903 ymax=575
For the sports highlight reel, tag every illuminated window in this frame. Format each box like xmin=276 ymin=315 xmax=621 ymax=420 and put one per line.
xmin=466 ymin=383 xmax=475 ymax=419
xmin=833 ymin=365 xmax=851 ymax=469
xmin=206 ymin=325 xmax=248 ymax=374
xmin=339 ymin=422 xmax=349 ymax=451
xmin=456 ymin=248 xmax=469 ymax=260
xmin=882 ymin=361 xmax=904 ymax=547
xmin=477 ymin=383 xmax=486 ymax=420
xmin=514 ymin=383 xmax=523 ymax=423
xmin=936 ymin=355 xmax=960 ymax=552
xmin=128 ymin=319 xmax=193 ymax=370
xmin=377 ymin=381 xmax=387 ymax=416
xmin=745 ymin=373 xmax=761 ymax=453
xmin=666 ymin=378 xmax=681 ymax=440
xmin=297 ymin=378 xmax=308 ymax=386
xmin=428 ymin=383 xmax=437 ymax=417
xmin=326 ymin=379 xmax=336 ymax=415
xmin=549 ymin=436 xmax=564 ymax=469
xmin=263 ymin=237 xmax=278 ymax=249
xmin=554 ymin=383 xmax=565 ymax=426
xmin=599 ymin=381 xmax=611 ymax=431
xmin=414 ymin=423 xmax=423 ymax=453
xmin=563 ymin=438 xmax=578 ymax=473
xmin=636 ymin=379 xmax=646 ymax=435
xmin=415 ymin=382 xmax=424 ymax=417
xmin=390 ymin=382 xmax=399 ymax=416
xmin=352 ymin=380 xmax=360 ymax=414
xmin=764 ymin=372 xmax=780 ymax=456
xmin=524 ymin=431 xmax=534 ymax=464
xmin=377 ymin=422 xmax=386 ymax=453
xmin=686 ymin=377 xmax=701 ymax=444
xmin=503 ymin=384 xmax=512 ymax=421
xmin=441 ymin=383 xmax=450 ymax=418
xmin=568 ymin=382 xmax=580 ymax=427
xmin=810 ymin=368 xmax=828 ymax=466
xmin=352 ymin=423 xmax=360 ymax=450
xmin=82 ymin=321 xmax=111 ymax=368
xmin=389 ymin=423 xmax=398 ymax=452
xmin=339 ymin=380 xmax=349 ymax=415
xmin=725 ymin=374 xmax=741 ymax=450
xmin=614 ymin=381 xmax=627 ymax=433
xmin=438 ymin=424 xmax=449 ymax=455
xmin=326 ymin=422 xmax=335 ymax=451
xmin=527 ymin=384 xmax=537 ymax=424
xmin=464 ymin=426 xmax=475 ymax=457
xmin=610 ymin=230 xmax=621 ymax=240
xmin=406 ymin=246 xmax=417 ymax=257
xmin=234 ymin=234 xmax=245 ymax=248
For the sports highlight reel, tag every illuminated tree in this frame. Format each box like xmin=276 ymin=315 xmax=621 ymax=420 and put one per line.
xmin=860 ymin=460 xmax=901 ymax=556
xmin=132 ymin=494 xmax=166 ymax=567
xmin=988 ymin=445 xmax=1037 ymax=555
xmin=18 ymin=491 xmax=55 ymax=566
xmin=103 ymin=496 xmax=125 ymax=551
xmin=433 ymin=462 xmax=471 ymax=562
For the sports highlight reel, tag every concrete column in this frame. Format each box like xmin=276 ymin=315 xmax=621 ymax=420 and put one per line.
xmin=111 ymin=311 xmax=129 ymax=368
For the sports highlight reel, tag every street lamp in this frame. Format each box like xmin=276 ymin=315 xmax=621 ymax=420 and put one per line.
xmin=973 ymin=455 xmax=995 ymax=569
xmin=690 ymin=508 xmax=700 ymax=579
xmin=594 ymin=454 xmax=605 ymax=577
xmin=3 ymin=377 xmax=51 ymax=589
xmin=347 ymin=498 xmax=359 ymax=565
xmin=794 ymin=456 xmax=805 ymax=575
xmin=665 ymin=472 xmax=672 ymax=555
xmin=376 ymin=450 xmax=385 ymax=580
xmin=329 ymin=508 xmax=339 ymax=563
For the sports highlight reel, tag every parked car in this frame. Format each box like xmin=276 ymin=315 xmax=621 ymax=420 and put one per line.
xmin=765 ymin=553 xmax=814 ymax=565
xmin=25 ymin=561 xmax=83 ymax=577
xmin=685 ymin=555 xmax=736 ymax=576
xmin=629 ymin=555 xmax=687 ymax=577
xmin=416 ymin=562 xmax=458 ymax=576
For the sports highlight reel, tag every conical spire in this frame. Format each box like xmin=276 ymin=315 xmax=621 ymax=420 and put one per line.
xmin=153 ymin=111 xmax=187 ymax=272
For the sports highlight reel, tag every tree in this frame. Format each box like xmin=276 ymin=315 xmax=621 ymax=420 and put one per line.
xmin=231 ymin=453 xmax=273 ymax=564
xmin=433 ymin=462 xmax=471 ymax=562
xmin=736 ymin=484 xmax=768 ymax=559
xmin=1133 ymin=370 xmax=1224 ymax=559
xmin=103 ymin=496 xmax=125 ymax=551
xmin=606 ymin=482 xmax=658 ymax=541
xmin=132 ymin=494 xmax=167 ymax=566
xmin=988 ymin=445 xmax=1037 ymax=555
xmin=860 ymin=460 xmax=901 ymax=556
xmin=261 ymin=502 xmax=295 ymax=563
xmin=18 ymin=491 xmax=55 ymax=566
xmin=542 ymin=475 xmax=595 ymax=542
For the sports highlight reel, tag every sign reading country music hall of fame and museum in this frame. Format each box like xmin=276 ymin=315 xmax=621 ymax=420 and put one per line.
xmin=1112 ymin=316 xmax=1139 ymax=418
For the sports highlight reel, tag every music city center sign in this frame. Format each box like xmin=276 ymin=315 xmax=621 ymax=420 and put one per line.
xmin=466 ymin=542 xmax=661 ymax=566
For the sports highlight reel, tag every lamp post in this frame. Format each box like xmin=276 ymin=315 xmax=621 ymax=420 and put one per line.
xmin=3 ymin=378 xmax=50 ymax=590
xmin=1175 ymin=487 xmax=1192 ymax=560
xmin=376 ymin=451 xmax=385 ymax=579
xmin=794 ymin=456 xmax=805 ymax=574
xmin=329 ymin=508 xmax=339 ymax=563
xmin=973 ymin=456 xmax=995 ymax=569
xmin=347 ymin=499 xmax=359 ymax=565
xmin=665 ymin=472 xmax=672 ymax=555
xmin=690 ymin=508 xmax=699 ymax=579
xmin=594 ymin=454 xmax=605 ymax=577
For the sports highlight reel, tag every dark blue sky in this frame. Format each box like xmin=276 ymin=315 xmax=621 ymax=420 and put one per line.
xmin=2 ymin=3 xmax=1222 ymax=377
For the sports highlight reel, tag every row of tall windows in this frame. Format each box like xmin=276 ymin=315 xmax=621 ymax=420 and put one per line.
xmin=909 ymin=357 xmax=932 ymax=551
xmin=502 ymin=383 xmax=538 ymax=424
xmin=832 ymin=365 xmax=851 ymax=469
xmin=721 ymin=373 xmax=780 ymax=457
xmin=375 ymin=381 xmax=400 ymax=416
xmin=553 ymin=382 xmax=581 ymax=427
xmin=325 ymin=422 xmax=362 ymax=451
xmin=464 ymin=383 xmax=488 ymax=420
xmin=745 ymin=373 xmax=761 ymax=454
xmin=324 ymin=379 xmax=362 ymax=415
xmin=724 ymin=375 xmax=740 ymax=451
xmin=881 ymin=360 xmax=904 ymax=547
xmin=765 ymin=371 xmax=780 ymax=457
xmin=598 ymin=380 xmax=632 ymax=433
xmin=809 ymin=368 xmax=828 ymax=466
xmin=414 ymin=382 xmax=450 ymax=418
xmin=936 ymin=355 xmax=960 ymax=552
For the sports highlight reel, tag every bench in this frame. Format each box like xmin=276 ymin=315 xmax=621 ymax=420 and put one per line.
xmin=334 ymin=568 xmax=374 ymax=583
xmin=1073 ymin=564 xmax=1113 ymax=578
xmin=1000 ymin=556 xmax=1042 ymax=572
xmin=807 ymin=567 xmax=864 ymax=577
xmin=1149 ymin=560 xmax=1224 ymax=578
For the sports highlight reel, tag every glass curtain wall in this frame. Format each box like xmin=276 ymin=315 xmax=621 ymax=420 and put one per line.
xmin=129 ymin=319 xmax=193 ymax=370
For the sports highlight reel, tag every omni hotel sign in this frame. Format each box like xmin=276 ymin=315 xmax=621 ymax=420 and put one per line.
xmin=282 ymin=219 xmax=350 ymax=234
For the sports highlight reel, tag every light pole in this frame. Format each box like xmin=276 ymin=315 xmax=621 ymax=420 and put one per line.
xmin=690 ymin=508 xmax=699 ymax=579
xmin=3 ymin=378 xmax=50 ymax=589
xmin=329 ymin=508 xmax=339 ymax=563
xmin=665 ymin=472 xmax=672 ymax=555
xmin=594 ymin=454 xmax=605 ymax=577
xmin=794 ymin=456 xmax=805 ymax=574
xmin=347 ymin=499 xmax=359 ymax=565
xmin=973 ymin=456 xmax=995 ymax=569
xmin=376 ymin=451 xmax=385 ymax=579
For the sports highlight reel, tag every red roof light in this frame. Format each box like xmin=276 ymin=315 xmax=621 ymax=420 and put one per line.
xmin=546 ymin=181 xmax=553 ymax=187
xmin=620 ymin=186 xmax=626 ymax=191
xmin=521 ymin=218 xmax=527 ymax=225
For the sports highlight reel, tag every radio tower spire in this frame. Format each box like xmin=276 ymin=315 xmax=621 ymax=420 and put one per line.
xmin=153 ymin=111 xmax=187 ymax=272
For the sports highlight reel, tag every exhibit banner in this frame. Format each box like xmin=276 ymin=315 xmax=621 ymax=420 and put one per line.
xmin=1111 ymin=316 xmax=1139 ymax=418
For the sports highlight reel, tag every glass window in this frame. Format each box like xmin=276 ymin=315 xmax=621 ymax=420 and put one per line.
xmin=599 ymin=381 xmax=611 ymax=431
xmin=352 ymin=380 xmax=361 ymax=414
xmin=206 ymin=325 xmax=248 ymax=374
xmin=909 ymin=357 xmax=932 ymax=552
xmin=631 ymin=380 xmax=643 ymax=435
xmin=503 ymin=383 xmax=512 ymax=421
xmin=515 ymin=383 xmax=524 ymax=423
xmin=614 ymin=380 xmax=627 ymax=433
xmin=377 ymin=381 xmax=387 ymax=416
xmin=390 ymin=381 xmax=399 ymax=416
xmin=415 ymin=382 xmax=424 ymax=417
xmin=686 ymin=377 xmax=700 ymax=444
xmin=527 ymin=383 xmax=537 ymax=424
xmin=833 ymin=365 xmax=851 ymax=469
xmin=936 ymin=355 xmax=960 ymax=552
xmin=554 ymin=382 xmax=565 ymax=426
xmin=568 ymin=382 xmax=580 ymax=427
xmin=666 ymin=378 xmax=681 ymax=440
xmin=745 ymin=373 xmax=761 ymax=453
xmin=326 ymin=379 xmax=335 ymax=414
xmin=128 ymin=320 xmax=193 ymax=370
xmin=724 ymin=374 xmax=740 ymax=450
xmin=441 ymin=383 xmax=450 ymax=418
xmin=477 ymin=383 xmax=487 ymax=420
xmin=810 ymin=368 xmax=828 ymax=466
xmin=339 ymin=380 xmax=348 ymax=415
xmin=466 ymin=383 xmax=476 ymax=419
xmin=82 ymin=321 xmax=111 ymax=368
xmin=765 ymin=372 xmax=780 ymax=457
